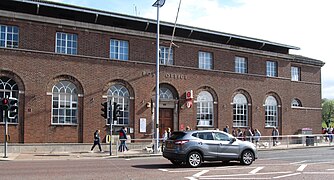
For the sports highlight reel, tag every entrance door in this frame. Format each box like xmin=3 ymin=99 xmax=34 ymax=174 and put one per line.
xmin=159 ymin=108 xmax=173 ymax=137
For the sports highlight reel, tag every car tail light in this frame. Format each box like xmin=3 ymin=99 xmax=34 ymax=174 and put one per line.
xmin=174 ymin=140 xmax=189 ymax=145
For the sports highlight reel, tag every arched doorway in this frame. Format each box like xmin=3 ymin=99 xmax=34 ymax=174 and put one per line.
xmin=153 ymin=84 xmax=179 ymax=137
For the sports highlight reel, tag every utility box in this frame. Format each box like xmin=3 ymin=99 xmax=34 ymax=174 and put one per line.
xmin=298 ymin=128 xmax=314 ymax=146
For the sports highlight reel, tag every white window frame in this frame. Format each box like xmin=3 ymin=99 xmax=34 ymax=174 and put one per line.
xmin=233 ymin=94 xmax=248 ymax=127
xmin=266 ymin=61 xmax=277 ymax=77
xmin=0 ymin=77 xmax=19 ymax=124
xmin=110 ymin=39 xmax=129 ymax=61
xmin=198 ymin=51 xmax=213 ymax=70
xmin=196 ymin=91 xmax=214 ymax=127
xmin=0 ymin=24 xmax=19 ymax=48
xmin=55 ymin=32 xmax=77 ymax=55
xmin=265 ymin=96 xmax=278 ymax=127
xmin=160 ymin=87 xmax=174 ymax=100
xmin=291 ymin=98 xmax=302 ymax=107
xmin=107 ymin=84 xmax=130 ymax=125
xmin=291 ymin=66 xmax=300 ymax=81
xmin=51 ymin=81 xmax=78 ymax=125
xmin=160 ymin=46 xmax=173 ymax=65
xmin=235 ymin=56 xmax=247 ymax=73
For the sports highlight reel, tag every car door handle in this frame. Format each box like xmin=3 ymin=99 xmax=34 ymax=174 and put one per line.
xmin=198 ymin=142 xmax=202 ymax=145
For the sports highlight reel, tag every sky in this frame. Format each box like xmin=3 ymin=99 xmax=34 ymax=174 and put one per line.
xmin=49 ymin=0 xmax=334 ymax=99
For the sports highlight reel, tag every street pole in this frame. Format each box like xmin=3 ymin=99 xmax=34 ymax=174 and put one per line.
xmin=109 ymin=100 xmax=112 ymax=156
xmin=3 ymin=110 xmax=8 ymax=158
xmin=152 ymin=0 xmax=165 ymax=154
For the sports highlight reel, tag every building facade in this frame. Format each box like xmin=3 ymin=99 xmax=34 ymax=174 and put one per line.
xmin=0 ymin=0 xmax=324 ymax=143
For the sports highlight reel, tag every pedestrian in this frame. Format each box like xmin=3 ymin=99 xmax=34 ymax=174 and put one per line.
xmin=254 ymin=128 xmax=261 ymax=146
xmin=90 ymin=129 xmax=103 ymax=152
xmin=245 ymin=127 xmax=253 ymax=142
xmin=237 ymin=128 xmax=243 ymax=140
xmin=185 ymin=126 xmax=190 ymax=131
xmin=272 ymin=127 xmax=279 ymax=146
xmin=162 ymin=129 xmax=168 ymax=152
xmin=231 ymin=128 xmax=237 ymax=137
xmin=118 ymin=126 xmax=129 ymax=152
xmin=223 ymin=125 xmax=229 ymax=133
xmin=167 ymin=127 xmax=172 ymax=138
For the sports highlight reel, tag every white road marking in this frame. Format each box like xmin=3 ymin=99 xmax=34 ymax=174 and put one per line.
xmin=304 ymin=172 xmax=334 ymax=175
xmin=198 ymin=171 xmax=293 ymax=178
xmin=158 ymin=169 xmax=168 ymax=172
xmin=193 ymin=170 xmax=209 ymax=177
xmin=290 ymin=160 xmax=307 ymax=165
xmin=273 ymin=172 xmax=300 ymax=179
xmin=297 ymin=164 xmax=307 ymax=171
xmin=327 ymin=169 xmax=334 ymax=171
xmin=185 ymin=177 xmax=197 ymax=180
xmin=249 ymin=167 xmax=264 ymax=174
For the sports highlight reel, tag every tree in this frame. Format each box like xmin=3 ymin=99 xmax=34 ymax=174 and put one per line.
xmin=322 ymin=99 xmax=334 ymax=128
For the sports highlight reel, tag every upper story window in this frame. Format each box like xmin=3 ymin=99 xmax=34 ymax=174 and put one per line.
xmin=235 ymin=56 xmax=247 ymax=73
xmin=198 ymin=51 xmax=213 ymax=70
xmin=0 ymin=77 xmax=19 ymax=123
xmin=291 ymin=66 xmax=300 ymax=81
xmin=0 ymin=25 xmax=19 ymax=48
xmin=266 ymin=61 xmax=277 ymax=77
xmin=52 ymin=81 xmax=78 ymax=125
xmin=196 ymin=91 xmax=214 ymax=127
xmin=56 ymin=32 xmax=77 ymax=55
xmin=110 ymin=39 xmax=128 ymax=61
xmin=160 ymin=46 xmax=173 ymax=65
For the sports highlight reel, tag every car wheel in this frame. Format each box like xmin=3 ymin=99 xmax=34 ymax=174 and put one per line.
xmin=170 ymin=160 xmax=183 ymax=166
xmin=187 ymin=151 xmax=202 ymax=168
xmin=240 ymin=150 xmax=254 ymax=165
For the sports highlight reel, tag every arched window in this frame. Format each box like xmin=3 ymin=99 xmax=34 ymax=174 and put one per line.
xmin=196 ymin=91 xmax=213 ymax=127
xmin=159 ymin=87 xmax=174 ymax=100
xmin=0 ymin=77 xmax=19 ymax=123
xmin=52 ymin=81 xmax=78 ymax=124
xmin=108 ymin=84 xmax=129 ymax=125
xmin=233 ymin=94 xmax=248 ymax=127
xmin=265 ymin=96 xmax=278 ymax=127
xmin=291 ymin=98 xmax=302 ymax=107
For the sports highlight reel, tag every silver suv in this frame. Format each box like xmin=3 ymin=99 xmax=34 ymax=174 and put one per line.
xmin=163 ymin=130 xmax=258 ymax=167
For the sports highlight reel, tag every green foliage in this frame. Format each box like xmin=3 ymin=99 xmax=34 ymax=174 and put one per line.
xmin=322 ymin=99 xmax=334 ymax=128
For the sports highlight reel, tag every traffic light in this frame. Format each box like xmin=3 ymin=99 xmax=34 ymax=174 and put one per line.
xmin=8 ymin=97 xmax=18 ymax=119
xmin=101 ymin=102 xmax=108 ymax=119
xmin=113 ymin=102 xmax=122 ymax=120
xmin=1 ymin=98 xmax=9 ymax=111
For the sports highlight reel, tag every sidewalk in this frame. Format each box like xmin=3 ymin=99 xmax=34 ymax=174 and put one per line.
xmin=0 ymin=148 xmax=162 ymax=161
xmin=0 ymin=141 xmax=332 ymax=161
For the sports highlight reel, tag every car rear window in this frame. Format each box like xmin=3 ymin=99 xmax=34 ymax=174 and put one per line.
xmin=169 ymin=132 xmax=186 ymax=140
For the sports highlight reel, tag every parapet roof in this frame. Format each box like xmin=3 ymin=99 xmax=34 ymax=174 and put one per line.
xmin=1 ymin=0 xmax=301 ymax=55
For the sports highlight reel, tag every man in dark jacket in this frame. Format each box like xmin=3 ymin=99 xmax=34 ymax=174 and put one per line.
xmin=91 ymin=129 xmax=103 ymax=152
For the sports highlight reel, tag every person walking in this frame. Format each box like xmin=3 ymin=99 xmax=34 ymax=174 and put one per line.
xmin=118 ymin=126 xmax=129 ymax=152
xmin=223 ymin=125 xmax=229 ymax=133
xmin=91 ymin=129 xmax=103 ymax=152
xmin=254 ymin=129 xmax=261 ymax=147
xmin=272 ymin=127 xmax=279 ymax=146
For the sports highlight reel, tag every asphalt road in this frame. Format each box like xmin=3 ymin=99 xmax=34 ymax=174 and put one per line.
xmin=1 ymin=147 xmax=334 ymax=180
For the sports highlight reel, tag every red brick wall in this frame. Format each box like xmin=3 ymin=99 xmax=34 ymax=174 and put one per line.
xmin=0 ymin=16 xmax=322 ymax=143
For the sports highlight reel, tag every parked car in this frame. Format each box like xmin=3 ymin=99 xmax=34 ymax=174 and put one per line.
xmin=163 ymin=130 xmax=258 ymax=167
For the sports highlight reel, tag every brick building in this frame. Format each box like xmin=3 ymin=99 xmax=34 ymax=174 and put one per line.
xmin=0 ymin=0 xmax=324 ymax=143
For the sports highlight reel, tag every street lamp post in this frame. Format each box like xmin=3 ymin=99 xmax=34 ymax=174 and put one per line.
xmin=152 ymin=0 xmax=165 ymax=154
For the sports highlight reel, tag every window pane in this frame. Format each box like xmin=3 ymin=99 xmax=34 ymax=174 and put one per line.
xmin=51 ymin=81 xmax=78 ymax=124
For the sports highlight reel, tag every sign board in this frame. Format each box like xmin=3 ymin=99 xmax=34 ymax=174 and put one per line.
xmin=140 ymin=118 xmax=146 ymax=133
